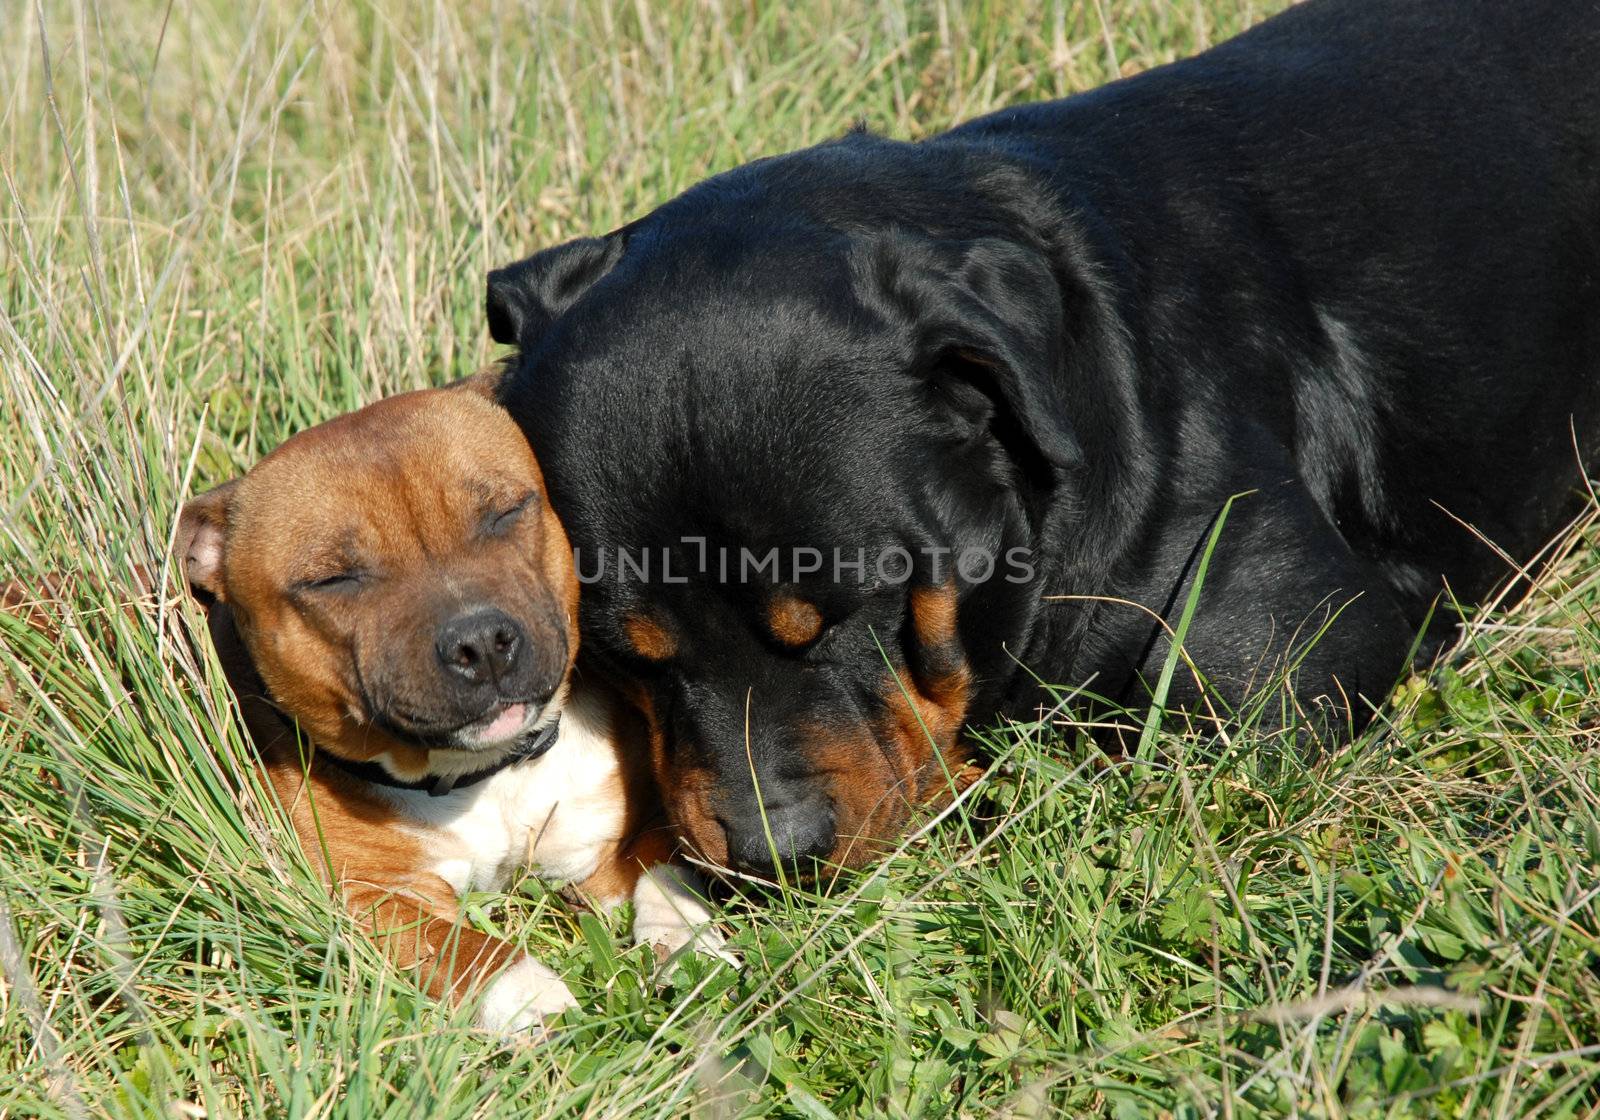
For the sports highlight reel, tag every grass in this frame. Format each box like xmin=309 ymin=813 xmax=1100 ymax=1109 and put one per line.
xmin=1 ymin=0 xmax=1597 ymax=1115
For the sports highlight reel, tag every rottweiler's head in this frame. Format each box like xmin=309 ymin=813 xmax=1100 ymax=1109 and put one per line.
xmin=179 ymin=381 xmax=579 ymax=778
xmin=489 ymin=135 xmax=1086 ymax=872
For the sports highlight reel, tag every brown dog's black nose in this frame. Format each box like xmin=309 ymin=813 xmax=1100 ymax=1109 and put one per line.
xmin=435 ymin=608 xmax=526 ymax=688
xmin=723 ymin=793 xmax=836 ymax=876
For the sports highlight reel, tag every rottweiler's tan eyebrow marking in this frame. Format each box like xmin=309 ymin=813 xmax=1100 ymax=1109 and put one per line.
xmin=624 ymin=612 xmax=676 ymax=661
xmin=767 ymin=594 xmax=823 ymax=648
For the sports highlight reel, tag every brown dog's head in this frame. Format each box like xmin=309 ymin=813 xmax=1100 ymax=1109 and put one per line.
xmin=179 ymin=381 xmax=578 ymax=775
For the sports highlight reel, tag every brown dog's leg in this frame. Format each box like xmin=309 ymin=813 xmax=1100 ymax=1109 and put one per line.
xmin=261 ymin=759 xmax=577 ymax=1032
xmin=341 ymin=878 xmax=576 ymax=1031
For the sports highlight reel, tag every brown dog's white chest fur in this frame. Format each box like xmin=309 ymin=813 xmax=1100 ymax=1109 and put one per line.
xmin=381 ymin=688 xmax=631 ymax=892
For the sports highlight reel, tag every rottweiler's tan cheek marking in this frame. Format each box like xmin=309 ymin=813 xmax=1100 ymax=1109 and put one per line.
xmin=625 ymin=688 xmax=729 ymax=866
xmin=886 ymin=666 xmax=973 ymax=807
xmin=767 ymin=595 xmax=823 ymax=648
xmin=836 ymin=584 xmax=972 ymax=861
xmin=905 ymin=652 xmax=972 ymax=725
xmin=803 ymin=726 xmax=907 ymax=867
xmin=667 ymin=768 xmax=729 ymax=867
xmin=910 ymin=582 xmax=959 ymax=646
xmin=623 ymin=613 xmax=676 ymax=662
xmin=773 ymin=581 xmax=976 ymax=869
xmin=903 ymin=581 xmax=974 ymax=796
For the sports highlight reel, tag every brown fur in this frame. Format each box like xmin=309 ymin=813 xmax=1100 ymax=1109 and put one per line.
xmin=622 ymin=613 xmax=676 ymax=662
xmin=766 ymin=595 xmax=823 ymax=648
xmin=182 ymin=388 xmax=576 ymax=772
xmin=809 ymin=583 xmax=977 ymax=866
xmin=624 ymin=687 xmax=730 ymax=867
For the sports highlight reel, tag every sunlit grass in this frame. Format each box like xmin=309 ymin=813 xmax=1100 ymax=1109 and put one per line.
xmin=2 ymin=1 xmax=1596 ymax=1116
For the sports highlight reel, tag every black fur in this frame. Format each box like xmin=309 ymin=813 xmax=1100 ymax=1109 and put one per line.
xmin=491 ymin=0 xmax=1600 ymax=861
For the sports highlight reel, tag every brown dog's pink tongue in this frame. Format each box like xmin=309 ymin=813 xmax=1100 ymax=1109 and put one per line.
xmin=480 ymin=703 xmax=527 ymax=743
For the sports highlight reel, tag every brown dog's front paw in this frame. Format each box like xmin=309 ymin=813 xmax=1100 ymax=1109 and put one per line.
xmin=475 ymin=956 xmax=578 ymax=1035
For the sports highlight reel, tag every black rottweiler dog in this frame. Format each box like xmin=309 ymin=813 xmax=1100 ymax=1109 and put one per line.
xmin=487 ymin=0 xmax=1600 ymax=874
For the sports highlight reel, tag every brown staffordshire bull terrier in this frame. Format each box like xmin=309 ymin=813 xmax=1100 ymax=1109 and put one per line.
xmin=4 ymin=378 xmax=730 ymax=1034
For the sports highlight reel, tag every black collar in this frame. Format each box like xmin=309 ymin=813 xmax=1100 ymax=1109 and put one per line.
xmin=318 ymin=717 xmax=563 ymax=797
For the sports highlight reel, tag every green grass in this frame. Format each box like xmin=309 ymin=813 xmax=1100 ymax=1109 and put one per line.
xmin=2 ymin=1 xmax=1598 ymax=1116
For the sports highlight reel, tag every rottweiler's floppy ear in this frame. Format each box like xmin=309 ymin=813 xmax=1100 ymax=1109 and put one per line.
xmin=486 ymin=236 xmax=624 ymax=347
xmin=176 ymin=480 xmax=239 ymax=601
xmin=865 ymin=234 xmax=1084 ymax=479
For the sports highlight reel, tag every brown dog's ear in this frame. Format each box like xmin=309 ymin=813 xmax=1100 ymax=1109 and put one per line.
xmin=176 ymin=481 xmax=239 ymax=601
xmin=449 ymin=362 xmax=507 ymax=401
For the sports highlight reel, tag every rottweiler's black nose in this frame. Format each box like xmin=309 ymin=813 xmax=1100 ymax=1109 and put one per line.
xmin=723 ymin=794 xmax=836 ymax=876
xmin=436 ymin=608 xmax=526 ymax=687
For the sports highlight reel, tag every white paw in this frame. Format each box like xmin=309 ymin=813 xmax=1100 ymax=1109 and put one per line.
xmin=631 ymin=864 xmax=741 ymax=971
xmin=634 ymin=916 xmax=741 ymax=970
xmin=475 ymin=956 xmax=577 ymax=1034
